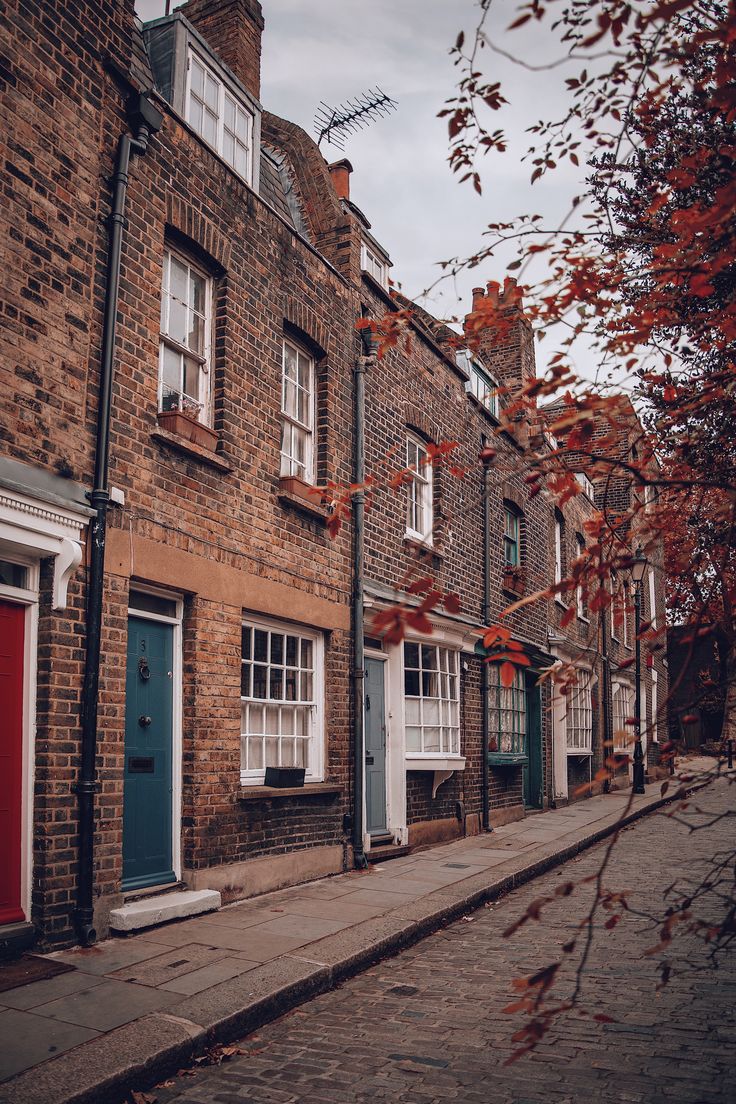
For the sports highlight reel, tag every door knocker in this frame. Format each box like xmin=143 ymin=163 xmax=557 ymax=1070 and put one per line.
xmin=138 ymin=656 xmax=151 ymax=681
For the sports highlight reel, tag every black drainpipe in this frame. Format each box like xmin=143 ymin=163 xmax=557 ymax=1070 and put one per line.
xmin=75 ymin=95 xmax=163 ymax=946
xmin=481 ymin=447 xmax=492 ymax=832
xmin=600 ymin=604 xmax=613 ymax=792
xmin=351 ymin=331 xmax=374 ymax=870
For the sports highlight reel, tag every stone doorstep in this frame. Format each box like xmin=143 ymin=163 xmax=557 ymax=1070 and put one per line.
xmin=109 ymin=890 xmax=221 ymax=934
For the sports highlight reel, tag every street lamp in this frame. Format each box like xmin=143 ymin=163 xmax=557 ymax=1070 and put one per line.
xmin=630 ymin=546 xmax=648 ymax=794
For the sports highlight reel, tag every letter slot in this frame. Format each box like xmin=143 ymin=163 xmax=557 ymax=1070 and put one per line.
xmin=128 ymin=756 xmax=155 ymax=774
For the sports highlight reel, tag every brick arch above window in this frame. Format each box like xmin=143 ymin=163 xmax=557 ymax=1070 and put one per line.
xmin=165 ymin=195 xmax=231 ymax=273
xmin=403 ymin=402 xmax=438 ymax=445
xmin=283 ymin=299 xmax=328 ymax=360
xmin=501 ymin=482 xmax=524 ymax=512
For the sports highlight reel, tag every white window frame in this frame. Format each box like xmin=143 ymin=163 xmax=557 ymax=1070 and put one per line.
xmin=554 ymin=512 xmax=564 ymax=589
xmin=403 ymin=641 xmax=460 ymax=757
xmin=575 ymin=535 xmax=588 ymax=621
xmin=159 ymin=247 xmax=213 ymax=425
xmin=566 ymin=671 xmax=593 ymax=753
xmin=240 ymin=615 xmax=324 ymax=785
xmin=280 ymin=337 xmax=315 ymax=482
xmin=185 ymin=48 xmax=253 ymax=184
xmin=648 ymin=567 xmax=658 ymax=630
xmin=612 ymin=681 xmax=634 ymax=752
xmin=651 ymin=669 xmax=659 ymax=743
xmin=504 ymin=507 xmax=521 ymax=568
xmin=406 ymin=434 xmax=433 ymax=543
xmin=574 ymin=472 xmax=595 ymax=500
xmin=467 ymin=360 xmax=498 ymax=417
xmin=361 ymin=241 xmax=389 ymax=288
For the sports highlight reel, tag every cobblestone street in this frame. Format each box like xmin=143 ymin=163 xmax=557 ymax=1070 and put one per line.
xmin=148 ymin=777 xmax=736 ymax=1104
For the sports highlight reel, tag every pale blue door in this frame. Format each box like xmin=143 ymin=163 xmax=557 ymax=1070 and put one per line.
xmin=365 ymin=657 xmax=387 ymax=836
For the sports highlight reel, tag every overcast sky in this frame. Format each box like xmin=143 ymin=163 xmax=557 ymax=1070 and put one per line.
xmin=135 ymin=1 xmax=587 ymax=373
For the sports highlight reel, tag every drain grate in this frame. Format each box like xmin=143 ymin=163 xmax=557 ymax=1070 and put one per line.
xmin=387 ymin=984 xmax=419 ymax=997
xmin=442 ymin=862 xmax=471 ymax=869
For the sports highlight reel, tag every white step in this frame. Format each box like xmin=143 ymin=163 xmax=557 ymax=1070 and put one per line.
xmin=110 ymin=889 xmax=221 ymax=933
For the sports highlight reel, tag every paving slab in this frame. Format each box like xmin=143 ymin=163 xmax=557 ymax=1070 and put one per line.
xmin=266 ymin=896 xmax=389 ymax=924
xmin=157 ymin=956 xmax=261 ymax=995
xmin=109 ymin=944 xmax=230 ymax=986
xmin=0 ymin=1008 xmax=99 ymax=1081
xmin=50 ymin=937 xmax=173 ymax=976
xmin=246 ymin=913 xmax=355 ymax=940
xmin=0 ymin=969 xmax=104 ymax=1010
xmin=29 ymin=977 xmax=180 ymax=1031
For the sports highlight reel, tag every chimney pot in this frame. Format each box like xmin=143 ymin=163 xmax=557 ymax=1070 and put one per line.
xmin=471 ymin=287 xmax=485 ymax=311
xmin=486 ymin=280 xmax=500 ymax=308
xmin=328 ymin=159 xmax=353 ymax=201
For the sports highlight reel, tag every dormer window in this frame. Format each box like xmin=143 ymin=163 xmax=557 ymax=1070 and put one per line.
xmin=361 ymin=242 xmax=389 ymax=288
xmin=186 ymin=48 xmax=253 ymax=183
xmin=574 ymin=472 xmax=595 ymax=500
xmin=458 ymin=352 xmax=498 ymax=417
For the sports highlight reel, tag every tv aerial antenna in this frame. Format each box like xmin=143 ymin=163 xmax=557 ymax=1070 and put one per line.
xmin=314 ymin=88 xmax=398 ymax=150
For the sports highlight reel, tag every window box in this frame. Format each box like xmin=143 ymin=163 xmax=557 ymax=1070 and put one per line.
xmin=156 ymin=409 xmax=218 ymax=452
xmin=278 ymin=475 xmax=323 ymax=506
xmin=502 ymin=566 xmax=525 ymax=596
xmin=264 ymin=766 xmax=305 ymax=788
xmin=488 ymin=752 xmax=528 ymax=768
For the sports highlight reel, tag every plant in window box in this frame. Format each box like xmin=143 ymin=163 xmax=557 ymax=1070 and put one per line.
xmin=157 ymin=393 xmax=218 ymax=453
xmin=502 ymin=564 xmax=525 ymax=595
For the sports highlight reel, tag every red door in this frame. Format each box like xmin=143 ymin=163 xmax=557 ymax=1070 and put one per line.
xmin=0 ymin=600 xmax=25 ymax=925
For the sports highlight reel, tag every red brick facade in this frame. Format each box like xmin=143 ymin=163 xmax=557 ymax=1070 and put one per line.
xmin=0 ymin=0 xmax=667 ymax=950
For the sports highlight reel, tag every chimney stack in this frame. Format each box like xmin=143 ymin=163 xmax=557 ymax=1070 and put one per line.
xmin=464 ymin=275 xmax=537 ymax=403
xmin=180 ymin=0 xmax=264 ymax=102
xmin=328 ymin=159 xmax=353 ymax=201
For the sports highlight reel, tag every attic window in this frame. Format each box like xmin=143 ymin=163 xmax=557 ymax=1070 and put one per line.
xmin=186 ymin=49 xmax=253 ymax=184
xmin=458 ymin=351 xmax=498 ymax=417
xmin=361 ymin=242 xmax=389 ymax=288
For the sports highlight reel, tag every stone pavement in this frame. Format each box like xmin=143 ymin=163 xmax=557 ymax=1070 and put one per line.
xmin=0 ymin=759 xmax=719 ymax=1104
xmin=148 ymin=770 xmax=736 ymax=1104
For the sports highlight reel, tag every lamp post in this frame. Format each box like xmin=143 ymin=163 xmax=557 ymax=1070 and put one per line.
xmin=630 ymin=546 xmax=648 ymax=794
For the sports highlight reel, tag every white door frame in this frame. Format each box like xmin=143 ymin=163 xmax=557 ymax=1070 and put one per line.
xmin=363 ymin=647 xmax=391 ymax=851
xmin=0 ymin=554 xmax=40 ymax=924
xmin=127 ymin=586 xmax=183 ymax=885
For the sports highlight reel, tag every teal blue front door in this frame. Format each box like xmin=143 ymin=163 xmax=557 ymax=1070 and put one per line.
xmin=123 ymin=616 xmax=175 ymax=890
xmin=365 ymin=657 xmax=387 ymax=836
xmin=523 ymin=675 xmax=543 ymax=809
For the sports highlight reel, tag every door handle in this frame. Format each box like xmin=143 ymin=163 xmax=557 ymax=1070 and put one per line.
xmin=138 ymin=715 xmax=152 ymax=728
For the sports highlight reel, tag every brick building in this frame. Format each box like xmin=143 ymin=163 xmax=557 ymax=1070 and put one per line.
xmin=0 ymin=0 xmax=666 ymax=953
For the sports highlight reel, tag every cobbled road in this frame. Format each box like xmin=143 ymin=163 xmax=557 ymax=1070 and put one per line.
xmin=152 ymin=778 xmax=735 ymax=1104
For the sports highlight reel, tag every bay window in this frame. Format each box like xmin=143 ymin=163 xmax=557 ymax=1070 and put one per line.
xmin=240 ymin=618 xmax=323 ymax=783
xmin=566 ymin=673 xmax=592 ymax=752
xmin=404 ymin=642 xmax=460 ymax=755
xmin=612 ymin=682 xmax=633 ymax=751
xmin=488 ymin=664 xmax=527 ymax=755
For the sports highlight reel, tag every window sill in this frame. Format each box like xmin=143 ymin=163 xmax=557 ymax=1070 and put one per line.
xmin=555 ymin=596 xmax=568 ymax=609
xmin=151 ymin=427 xmax=233 ymax=472
xmin=238 ymin=782 xmax=343 ymax=801
xmin=404 ymin=535 xmax=443 ymax=561
xmin=278 ymin=477 xmax=331 ymax=523
xmin=405 ymin=755 xmax=465 ymax=772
